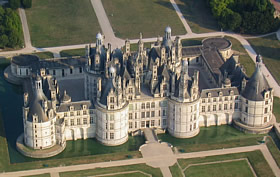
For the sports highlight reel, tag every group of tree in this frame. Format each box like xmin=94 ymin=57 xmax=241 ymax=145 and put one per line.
xmin=9 ymin=0 xmax=32 ymax=9
xmin=0 ymin=6 xmax=23 ymax=48
xmin=207 ymin=0 xmax=280 ymax=34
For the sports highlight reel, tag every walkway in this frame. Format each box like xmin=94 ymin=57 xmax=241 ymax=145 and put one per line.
xmin=141 ymin=129 xmax=175 ymax=177
xmin=18 ymin=8 xmax=32 ymax=49
xmin=169 ymin=0 xmax=192 ymax=34
xmin=1 ymin=144 xmax=280 ymax=177
xmin=90 ymin=0 xmax=124 ymax=49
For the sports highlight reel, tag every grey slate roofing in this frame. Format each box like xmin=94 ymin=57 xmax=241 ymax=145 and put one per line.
xmin=57 ymin=101 xmax=91 ymax=112
xmin=201 ymin=87 xmax=239 ymax=98
xmin=241 ymin=64 xmax=269 ymax=101
xmin=27 ymin=77 xmax=49 ymax=122
xmin=60 ymin=90 xmax=71 ymax=103
xmin=202 ymin=38 xmax=231 ymax=50
xmin=202 ymin=48 xmax=224 ymax=80
xmin=100 ymin=78 xmax=114 ymax=105
xmin=181 ymin=46 xmax=201 ymax=57
xmin=12 ymin=55 xmax=39 ymax=66
xmin=220 ymin=55 xmax=247 ymax=87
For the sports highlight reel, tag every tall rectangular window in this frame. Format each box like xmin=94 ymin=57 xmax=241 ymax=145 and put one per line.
xmin=141 ymin=112 xmax=145 ymax=118
xmin=110 ymin=133 xmax=114 ymax=139
xmin=202 ymin=106 xmax=205 ymax=112
xmin=83 ymin=118 xmax=87 ymax=124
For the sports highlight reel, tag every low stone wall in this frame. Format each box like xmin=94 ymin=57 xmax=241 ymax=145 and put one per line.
xmin=233 ymin=119 xmax=273 ymax=134
xmin=16 ymin=134 xmax=66 ymax=158
xmin=4 ymin=65 xmax=23 ymax=85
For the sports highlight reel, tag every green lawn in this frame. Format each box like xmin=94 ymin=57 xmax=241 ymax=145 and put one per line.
xmin=267 ymin=132 xmax=280 ymax=168
xmin=186 ymin=160 xmax=254 ymax=177
xmin=31 ymin=52 xmax=54 ymax=59
xmin=158 ymin=125 xmax=264 ymax=152
xmin=60 ymin=48 xmax=85 ymax=57
xmin=23 ymin=174 xmax=50 ymax=177
xmin=102 ymin=0 xmax=186 ymax=39
xmin=174 ymin=0 xmax=219 ymax=33
xmin=248 ymin=34 xmax=280 ymax=84
xmin=225 ymin=36 xmax=255 ymax=77
xmin=274 ymin=97 xmax=280 ymax=123
xmin=178 ymin=150 xmax=274 ymax=177
xmin=59 ymin=164 xmax=162 ymax=177
xmin=169 ymin=163 xmax=183 ymax=177
xmin=181 ymin=38 xmax=203 ymax=46
xmin=25 ymin=0 xmax=101 ymax=47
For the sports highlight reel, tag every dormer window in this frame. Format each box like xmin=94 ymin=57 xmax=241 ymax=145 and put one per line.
xmin=207 ymin=93 xmax=211 ymax=97
xmin=70 ymin=106 xmax=74 ymax=111
xmin=83 ymin=105 xmax=87 ymax=110
xmin=265 ymin=92 xmax=269 ymax=99
xmin=110 ymin=97 xmax=115 ymax=103
xmin=230 ymin=90 xmax=234 ymax=95
xmin=219 ymin=92 xmax=223 ymax=97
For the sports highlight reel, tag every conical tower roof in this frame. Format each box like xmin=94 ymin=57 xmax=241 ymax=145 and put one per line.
xmin=242 ymin=63 xmax=269 ymax=101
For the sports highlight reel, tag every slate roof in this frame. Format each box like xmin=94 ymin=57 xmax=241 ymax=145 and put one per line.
xmin=57 ymin=101 xmax=91 ymax=112
xmin=201 ymin=87 xmax=239 ymax=98
xmin=241 ymin=64 xmax=269 ymax=101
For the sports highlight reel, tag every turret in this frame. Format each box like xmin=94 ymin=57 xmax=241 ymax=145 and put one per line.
xmin=96 ymin=32 xmax=103 ymax=53
xmin=125 ymin=39 xmax=130 ymax=55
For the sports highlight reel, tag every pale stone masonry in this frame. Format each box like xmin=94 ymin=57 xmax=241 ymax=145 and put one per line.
xmin=6 ymin=27 xmax=273 ymax=157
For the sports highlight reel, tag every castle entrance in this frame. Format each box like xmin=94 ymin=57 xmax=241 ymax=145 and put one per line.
xmin=146 ymin=121 xmax=150 ymax=128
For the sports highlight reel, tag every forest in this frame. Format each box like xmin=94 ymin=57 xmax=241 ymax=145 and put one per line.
xmin=0 ymin=6 xmax=23 ymax=48
xmin=207 ymin=0 xmax=280 ymax=34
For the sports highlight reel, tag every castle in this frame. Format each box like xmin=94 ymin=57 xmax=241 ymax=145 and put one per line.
xmin=6 ymin=27 xmax=274 ymax=158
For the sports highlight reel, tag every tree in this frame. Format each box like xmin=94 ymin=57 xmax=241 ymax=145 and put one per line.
xmin=208 ymin=0 xmax=280 ymax=34
xmin=9 ymin=0 xmax=21 ymax=10
xmin=22 ymin=0 xmax=32 ymax=8
xmin=0 ymin=35 xmax=8 ymax=48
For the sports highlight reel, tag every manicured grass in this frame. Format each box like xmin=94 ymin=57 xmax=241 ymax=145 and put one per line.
xmin=102 ymin=0 xmax=186 ymax=39
xmin=158 ymin=125 xmax=264 ymax=152
xmin=169 ymin=163 xmax=183 ymax=177
xmin=25 ymin=0 xmax=101 ymax=47
xmin=248 ymin=34 xmax=280 ymax=84
xmin=225 ymin=36 xmax=255 ymax=77
xmin=23 ymin=174 xmax=50 ymax=177
xmin=185 ymin=160 xmax=254 ymax=177
xmin=60 ymin=48 xmax=85 ymax=57
xmin=59 ymin=164 xmax=162 ymax=177
xmin=174 ymin=0 xmax=219 ymax=33
xmin=274 ymin=97 xmax=280 ymax=123
xmin=181 ymin=38 xmax=203 ymax=46
xmin=129 ymin=43 xmax=152 ymax=52
xmin=32 ymin=52 xmax=54 ymax=59
xmin=178 ymin=150 xmax=274 ymax=177
xmin=267 ymin=132 xmax=280 ymax=168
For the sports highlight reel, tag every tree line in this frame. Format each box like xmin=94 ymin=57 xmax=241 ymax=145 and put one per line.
xmin=9 ymin=0 xmax=32 ymax=9
xmin=207 ymin=0 xmax=280 ymax=34
xmin=0 ymin=6 xmax=23 ymax=48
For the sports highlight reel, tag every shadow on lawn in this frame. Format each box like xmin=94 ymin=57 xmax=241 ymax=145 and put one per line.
xmin=155 ymin=0 xmax=219 ymax=32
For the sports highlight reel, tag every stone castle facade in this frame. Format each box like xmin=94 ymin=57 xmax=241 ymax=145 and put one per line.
xmin=6 ymin=27 xmax=274 ymax=158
